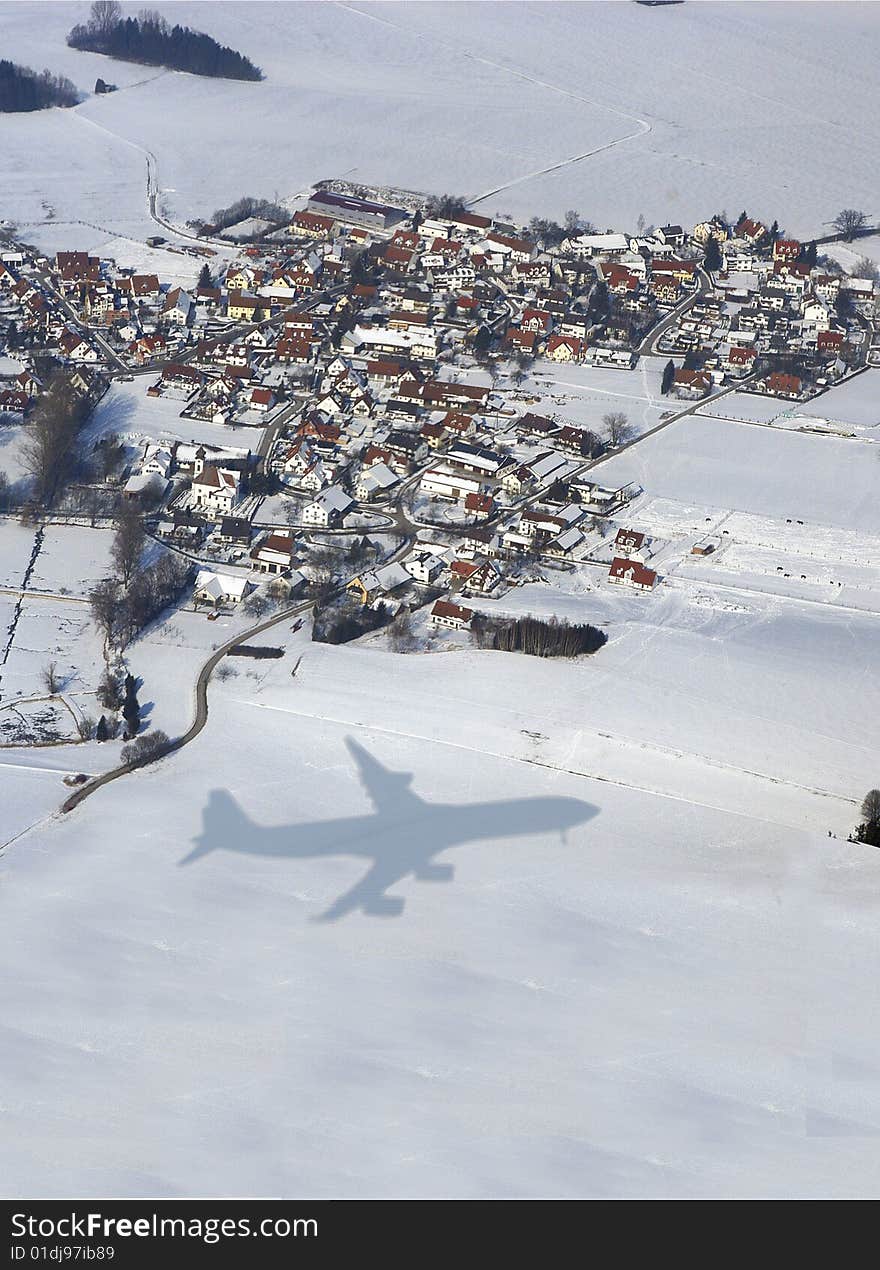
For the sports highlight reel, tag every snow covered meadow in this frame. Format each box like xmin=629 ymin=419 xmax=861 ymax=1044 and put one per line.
xmin=2 ymin=631 xmax=880 ymax=1198
xmin=2 ymin=0 xmax=878 ymax=269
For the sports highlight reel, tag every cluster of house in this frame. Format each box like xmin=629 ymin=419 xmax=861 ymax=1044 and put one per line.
xmin=655 ymin=215 xmax=873 ymax=400
xmin=0 ymin=250 xmax=109 ymax=413
xmin=4 ymin=190 xmax=876 ymax=646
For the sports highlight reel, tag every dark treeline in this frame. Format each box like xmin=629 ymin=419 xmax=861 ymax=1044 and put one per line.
xmin=203 ymin=196 xmax=289 ymax=234
xmin=0 ymin=60 xmax=80 ymax=112
xmin=313 ymin=602 xmax=392 ymax=646
xmin=68 ymin=7 xmax=263 ymax=82
xmin=472 ymin=614 xmax=608 ymax=658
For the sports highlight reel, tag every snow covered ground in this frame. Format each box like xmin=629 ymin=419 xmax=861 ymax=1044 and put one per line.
xmin=2 ymin=638 xmax=880 ymax=1198
xmin=2 ymin=1 xmax=878 ymax=269
xmin=87 ymin=380 xmax=256 ymax=452
xmin=698 ymin=372 xmax=880 ymax=440
xmin=524 ymin=357 xmax=671 ymax=438
xmin=595 ymin=415 xmax=880 ymax=534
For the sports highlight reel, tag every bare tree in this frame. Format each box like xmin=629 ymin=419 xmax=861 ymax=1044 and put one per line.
xmin=97 ymin=670 xmax=123 ymax=711
xmin=90 ymin=578 xmax=122 ymax=649
xmin=833 ymin=209 xmax=870 ymax=242
xmin=42 ymin=661 xmax=62 ymax=694
xmin=20 ymin=374 xmax=90 ymax=508
xmin=120 ymin=729 xmax=170 ymax=766
xmin=602 ymin=411 xmax=635 ymax=447
xmin=389 ymin=610 xmax=416 ymax=653
xmin=90 ymin=0 xmax=122 ymax=30
xmin=111 ymin=504 xmax=146 ymax=588
xmin=511 ymin=353 xmax=534 ymax=387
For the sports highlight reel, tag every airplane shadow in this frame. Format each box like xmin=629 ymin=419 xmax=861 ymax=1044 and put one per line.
xmin=180 ymin=737 xmax=598 ymax=922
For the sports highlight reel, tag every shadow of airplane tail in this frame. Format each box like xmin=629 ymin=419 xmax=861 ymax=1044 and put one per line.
xmin=179 ymin=789 xmax=248 ymax=866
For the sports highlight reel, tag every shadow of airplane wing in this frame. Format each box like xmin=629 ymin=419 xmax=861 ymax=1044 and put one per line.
xmin=312 ymin=854 xmax=414 ymax=923
xmin=345 ymin=736 xmax=423 ymax=816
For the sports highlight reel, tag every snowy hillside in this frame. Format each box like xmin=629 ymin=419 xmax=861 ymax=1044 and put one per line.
xmin=1 ymin=1 xmax=878 ymax=269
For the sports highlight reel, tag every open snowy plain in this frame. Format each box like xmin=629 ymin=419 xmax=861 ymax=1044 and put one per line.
xmin=1 ymin=0 xmax=880 ymax=1200
xmin=2 ymin=0 xmax=878 ymax=267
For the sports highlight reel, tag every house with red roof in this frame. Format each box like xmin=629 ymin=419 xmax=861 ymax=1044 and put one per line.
xmin=608 ymin=558 xmax=657 ymax=591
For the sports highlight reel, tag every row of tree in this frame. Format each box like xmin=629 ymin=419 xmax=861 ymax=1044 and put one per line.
xmin=0 ymin=59 xmax=80 ymax=112
xmin=68 ymin=3 xmax=263 ymax=81
xmin=20 ymin=374 xmax=93 ymax=507
xmin=203 ymin=195 xmax=289 ymax=233
xmin=471 ymin=614 xmax=608 ymax=658
xmin=90 ymin=509 xmax=192 ymax=650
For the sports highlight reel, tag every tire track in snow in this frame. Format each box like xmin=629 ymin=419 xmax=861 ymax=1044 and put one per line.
xmin=333 ymin=1 xmax=653 ymax=206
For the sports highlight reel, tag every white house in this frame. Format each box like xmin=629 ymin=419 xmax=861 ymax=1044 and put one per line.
xmin=141 ymin=445 xmax=173 ymax=478
xmin=420 ymin=465 xmax=483 ymax=502
xmin=355 ymin=462 xmax=399 ymax=501
xmin=194 ymin=570 xmax=252 ymax=606
xmin=430 ymin=599 xmax=473 ymax=630
xmin=608 ymin=557 xmax=657 ymax=591
xmin=563 ymin=231 xmax=629 ymax=259
xmin=303 ymin=486 xmax=354 ymax=528
xmin=191 ymin=465 xmax=240 ymax=514
xmin=162 ymin=287 xmax=194 ymax=327
xmin=404 ymin=549 xmax=448 ymax=586
xmin=250 ymin=529 xmax=297 ymax=575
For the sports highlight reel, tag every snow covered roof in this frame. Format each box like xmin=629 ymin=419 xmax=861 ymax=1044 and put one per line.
xmin=194 ymin=570 xmax=251 ymax=601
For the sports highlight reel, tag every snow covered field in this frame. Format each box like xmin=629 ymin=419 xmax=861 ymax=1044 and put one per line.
xmin=2 ymin=1 xmax=878 ymax=269
xmin=525 ymin=357 xmax=670 ymax=438
xmin=2 ymin=641 xmax=880 ymax=1198
xmin=698 ymin=372 xmax=880 ymax=439
xmin=87 ymin=380 xmax=257 ymax=452
xmin=595 ymin=416 xmax=880 ymax=534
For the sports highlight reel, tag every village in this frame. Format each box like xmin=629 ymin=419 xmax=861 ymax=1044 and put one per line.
xmin=0 ymin=183 xmax=878 ymax=748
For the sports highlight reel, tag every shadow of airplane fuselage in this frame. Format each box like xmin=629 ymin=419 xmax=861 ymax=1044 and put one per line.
xmin=180 ymin=738 xmax=597 ymax=921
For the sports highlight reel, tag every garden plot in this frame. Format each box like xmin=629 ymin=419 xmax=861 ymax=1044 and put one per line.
xmin=86 ymin=381 xmax=255 ymax=453
xmin=27 ymin=524 xmax=114 ymax=597
xmin=0 ymin=696 xmax=76 ymax=746
xmin=523 ymin=358 xmax=670 ymax=439
xmin=0 ymin=521 xmax=39 ymax=590
xmin=0 ymin=598 xmax=105 ymax=711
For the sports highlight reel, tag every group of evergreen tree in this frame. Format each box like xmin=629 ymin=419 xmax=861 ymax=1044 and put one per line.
xmin=68 ymin=4 xmax=263 ymax=82
xmin=703 ymin=235 xmax=723 ymax=273
xmin=122 ymin=673 xmax=140 ymax=740
xmin=0 ymin=59 xmax=80 ymax=112
xmin=850 ymin=790 xmax=880 ymax=849
xmin=471 ymin=614 xmax=607 ymax=658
